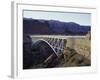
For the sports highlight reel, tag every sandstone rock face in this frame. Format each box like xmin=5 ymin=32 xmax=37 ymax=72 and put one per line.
xmin=60 ymin=47 xmax=91 ymax=67
xmin=66 ymin=35 xmax=91 ymax=60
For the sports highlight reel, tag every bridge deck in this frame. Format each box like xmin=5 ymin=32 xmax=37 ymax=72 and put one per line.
xmin=30 ymin=35 xmax=87 ymax=39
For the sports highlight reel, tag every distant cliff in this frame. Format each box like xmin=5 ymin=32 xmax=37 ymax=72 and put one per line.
xmin=23 ymin=18 xmax=90 ymax=36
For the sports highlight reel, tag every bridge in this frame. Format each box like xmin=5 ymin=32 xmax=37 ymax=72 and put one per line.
xmin=31 ymin=35 xmax=87 ymax=57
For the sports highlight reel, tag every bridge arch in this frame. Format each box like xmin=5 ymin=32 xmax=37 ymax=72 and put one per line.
xmin=33 ymin=39 xmax=58 ymax=56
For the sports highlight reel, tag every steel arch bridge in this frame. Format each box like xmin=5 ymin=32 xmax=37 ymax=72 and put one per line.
xmin=32 ymin=37 xmax=67 ymax=56
xmin=31 ymin=35 xmax=90 ymax=59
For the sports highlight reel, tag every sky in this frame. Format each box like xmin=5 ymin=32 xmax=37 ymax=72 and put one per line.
xmin=23 ymin=10 xmax=91 ymax=26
